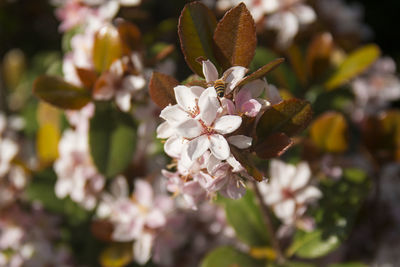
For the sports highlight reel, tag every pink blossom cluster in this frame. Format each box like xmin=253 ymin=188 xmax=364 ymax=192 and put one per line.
xmin=96 ymin=176 xmax=173 ymax=264
xmin=0 ymin=113 xmax=28 ymax=208
xmin=54 ymin=103 xmax=105 ymax=210
xmin=158 ymin=60 xmax=281 ymax=208
xmin=0 ymin=204 xmax=73 ymax=267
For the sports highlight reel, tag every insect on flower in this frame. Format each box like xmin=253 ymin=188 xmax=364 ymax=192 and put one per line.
xmin=208 ymin=68 xmax=234 ymax=98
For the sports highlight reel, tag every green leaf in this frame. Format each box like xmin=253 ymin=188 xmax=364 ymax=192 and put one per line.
xmin=178 ymin=1 xmax=218 ymax=76
xmin=214 ymin=3 xmax=257 ymax=70
xmin=33 ymin=75 xmax=91 ymax=110
xmin=237 ymin=58 xmax=285 ymax=88
xmin=325 ymin=44 xmax=380 ymax=90
xmin=221 ymin=189 xmax=270 ymax=246
xmin=310 ymin=112 xmax=348 ymax=153
xmin=287 ymin=230 xmax=340 ymax=259
xmin=268 ymin=262 xmax=317 ymax=267
xmin=89 ymin=103 xmax=136 ymax=177
xmin=328 ymin=263 xmax=368 ymax=267
xmin=92 ymin=24 xmax=123 ymax=73
xmin=201 ymin=246 xmax=264 ymax=267
xmin=257 ymin=99 xmax=313 ymax=139
xmin=149 ymin=71 xmax=179 ymax=109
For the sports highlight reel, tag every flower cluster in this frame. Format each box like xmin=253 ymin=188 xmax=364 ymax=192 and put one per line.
xmin=158 ymin=60 xmax=279 ymax=208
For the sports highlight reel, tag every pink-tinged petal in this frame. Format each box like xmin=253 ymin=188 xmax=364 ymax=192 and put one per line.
xmin=295 ymin=186 xmax=322 ymax=204
xmin=222 ymin=176 xmax=246 ymax=199
xmin=196 ymin=171 xmax=216 ymax=189
xmin=198 ymin=87 xmax=220 ymax=126
xmin=270 ymin=159 xmax=295 ymax=188
xmin=227 ymin=135 xmax=252 ymax=149
xmin=164 ymin=136 xmax=185 ymax=158
xmin=111 ymin=176 xmax=129 ymax=198
xmin=207 ymin=174 xmax=228 ymax=192
xmin=146 ymin=209 xmax=166 ymax=228
xmin=160 ymin=105 xmax=189 ymax=125
xmin=133 ymin=232 xmax=153 ymax=264
xmin=235 ymin=87 xmax=252 ymax=110
xmin=115 ymin=90 xmax=131 ymax=112
xmin=241 ymin=79 xmax=266 ymax=98
xmin=214 ymin=115 xmax=242 ymax=134
xmin=134 ymin=180 xmax=153 ymax=207
xmin=241 ymin=99 xmax=262 ymax=117
xmin=174 ymin=85 xmax=201 ymax=112
xmin=209 ymin=134 xmax=230 ymax=160
xmin=265 ymin=84 xmax=282 ymax=105
xmin=274 ymin=199 xmax=296 ymax=223
xmin=225 ymin=66 xmax=248 ymax=94
xmin=202 ymin=60 xmax=219 ymax=83
xmin=226 ymin=155 xmax=243 ymax=172
xmin=176 ymin=119 xmax=203 ymax=139
xmin=222 ymin=98 xmax=236 ymax=115
xmin=290 ymin=162 xmax=311 ymax=191
xmin=187 ymin=135 xmax=210 ymax=161
xmin=156 ymin=121 xmax=174 ymax=139
xmin=207 ymin=154 xmax=223 ymax=174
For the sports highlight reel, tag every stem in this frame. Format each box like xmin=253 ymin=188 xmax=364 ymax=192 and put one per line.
xmin=252 ymin=180 xmax=286 ymax=264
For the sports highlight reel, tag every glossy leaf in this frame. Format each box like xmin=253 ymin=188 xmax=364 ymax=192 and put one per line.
xmin=36 ymin=123 xmax=60 ymax=165
xmin=214 ymin=3 xmax=256 ymax=70
xmin=33 ymin=75 xmax=91 ymax=110
xmin=310 ymin=112 xmax=348 ymax=153
xmin=89 ymin=103 xmax=136 ymax=177
xmin=306 ymin=33 xmax=334 ymax=78
xmin=149 ymin=71 xmax=179 ymax=109
xmin=221 ymin=189 xmax=270 ymax=246
xmin=201 ymin=246 xmax=264 ymax=267
xmin=231 ymin=147 xmax=264 ymax=182
xmin=287 ymin=230 xmax=340 ymax=259
xmin=268 ymin=262 xmax=317 ymax=267
xmin=178 ymin=1 xmax=217 ymax=76
xmin=116 ymin=20 xmax=142 ymax=54
xmin=76 ymin=67 xmax=98 ymax=89
xmin=257 ymin=99 xmax=313 ymax=139
xmin=237 ymin=58 xmax=285 ymax=88
xmin=328 ymin=263 xmax=368 ymax=267
xmin=254 ymin=132 xmax=293 ymax=159
xmin=93 ymin=24 xmax=123 ymax=73
xmin=325 ymin=44 xmax=380 ymax=90
xmin=287 ymin=45 xmax=307 ymax=85
xmin=99 ymin=243 xmax=133 ymax=267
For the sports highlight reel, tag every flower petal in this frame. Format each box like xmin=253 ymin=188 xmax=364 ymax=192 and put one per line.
xmin=198 ymin=87 xmax=220 ymax=126
xmin=265 ymin=84 xmax=282 ymax=105
xmin=133 ymin=232 xmax=153 ymax=264
xmin=134 ymin=180 xmax=154 ymax=207
xmin=164 ymin=136 xmax=186 ymax=158
xmin=115 ymin=90 xmax=131 ymax=112
xmin=174 ymin=85 xmax=203 ymax=112
xmin=295 ymin=186 xmax=322 ymax=204
xmin=225 ymin=66 xmax=248 ymax=94
xmin=187 ymin=135 xmax=210 ymax=161
xmin=202 ymin=60 xmax=219 ymax=83
xmin=290 ymin=162 xmax=311 ymax=191
xmin=176 ymin=119 xmax=202 ymax=139
xmin=214 ymin=115 xmax=242 ymax=134
xmin=292 ymin=4 xmax=316 ymax=25
xmin=160 ymin=105 xmax=189 ymax=125
xmin=156 ymin=121 xmax=174 ymax=139
xmin=270 ymin=159 xmax=295 ymax=188
xmin=227 ymin=135 xmax=252 ymax=149
xmin=241 ymin=99 xmax=262 ymax=117
xmin=209 ymin=134 xmax=230 ymax=160
xmin=274 ymin=199 xmax=296 ymax=223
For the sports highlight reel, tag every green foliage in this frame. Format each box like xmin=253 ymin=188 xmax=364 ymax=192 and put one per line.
xmin=89 ymin=102 xmax=136 ymax=178
xmin=33 ymin=75 xmax=91 ymax=110
xmin=220 ymin=189 xmax=270 ymax=246
xmin=325 ymin=44 xmax=380 ymax=90
xmin=201 ymin=246 xmax=264 ymax=267
xmin=328 ymin=263 xmax=368 ymax=267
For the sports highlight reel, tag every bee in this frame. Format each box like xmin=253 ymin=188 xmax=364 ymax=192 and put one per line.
xmin=209 ymin=69 xmax=234 ymax=98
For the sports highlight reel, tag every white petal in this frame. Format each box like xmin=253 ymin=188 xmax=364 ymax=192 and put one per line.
xmin=174 ymin=85 xmax=202 ymax=112
xmin=274 ymin=199 xmax=296 ymax=223
xmin=265 ymin=84 xmax=282 ymax=105
xmin=122 ymin=75 xmax=145 ymax=91
xmin=176 ymin=119 xmax=202 ymax=138
xmin=198 ymin=87 xmax=219 ymax=126
xmin=292 ymin=4 xmax=316 ymax=25
xmin=164 ymin=136 xmax=185 ymax=158
xmin=295 ymin=186 xmax=322 ymax=204
xmin=187 ymin=135 xmax=210 ymax=161
xmin=225 ymin=66 xmax=248 ymax=94
xmin=134 ymin=180 xmax=153 ymax=207
xmin=226 ymin=155 xmax=243 ymax=172
xmin=111 ymin=176 xmax=129 ymax=198
xmin=209 ymin=134 xmax=230 ymax=160
xmin=270 ymin=159 xmax=295 ymax=188
xmin=227 ymin=135 xmax=252 ymax=149
xmin=202 ymin=60 xmax=219 ymax=83
xmin=134 ymin=232 xmax=153 ymax=264
xmin=156 ymin=121 xmax=174 ymax=139
xmin=207 ymin=154 xmax=223 ymax=174
xmin=115 ymin=90 xmax=131 ymax=112
xmin=146 ymin=209 xmax=166 ymax=228
xmin=214 ymin=115 xmax=242 ymax=134
xmin=290 ymin=162 xmax=311 ymax=191
xmin=159 ymin=105 xmax=189 ymax=125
